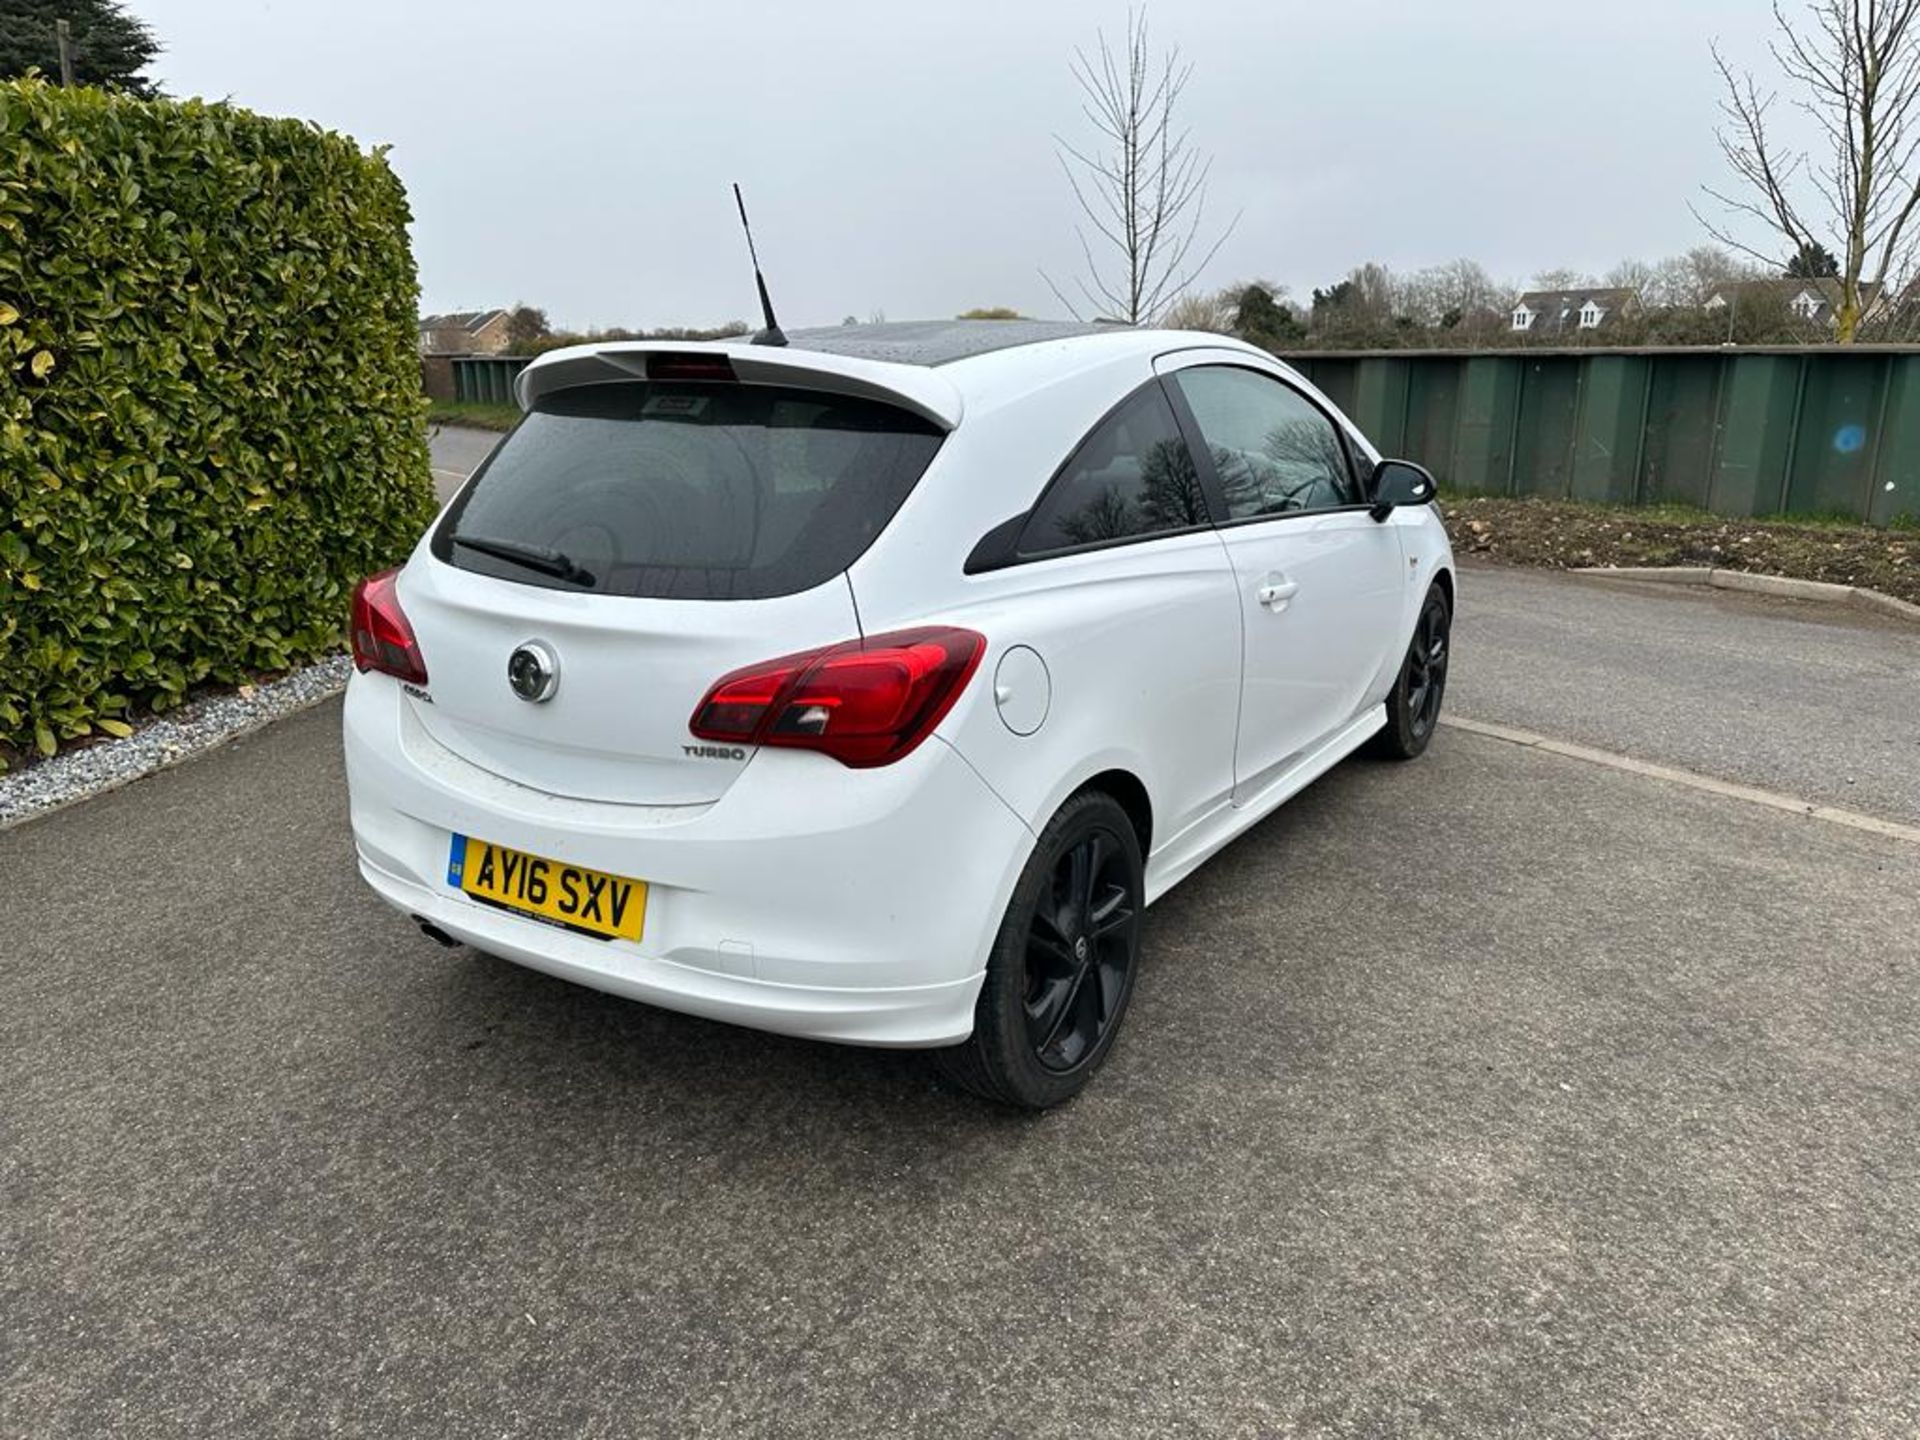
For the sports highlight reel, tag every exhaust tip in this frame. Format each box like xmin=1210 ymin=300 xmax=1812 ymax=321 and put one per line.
xmin=412 ymin=916 xmax=462 ymax=949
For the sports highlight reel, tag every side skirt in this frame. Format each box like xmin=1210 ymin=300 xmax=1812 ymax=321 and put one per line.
xmin=1142 ymin=707 xmax=1388 ymax=905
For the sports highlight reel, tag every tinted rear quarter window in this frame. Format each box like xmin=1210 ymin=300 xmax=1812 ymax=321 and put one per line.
xmin=1018 ymin=383 xmax=1208 ymax=554
xmin=434 ymin=382 xmax=945 ymax=599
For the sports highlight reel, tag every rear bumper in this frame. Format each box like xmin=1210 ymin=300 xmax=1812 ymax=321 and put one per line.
xmin=357 ymin=855 xmax=984 ymax=1046
xmin=342 ymin=673 xmax=1032 ymax=1047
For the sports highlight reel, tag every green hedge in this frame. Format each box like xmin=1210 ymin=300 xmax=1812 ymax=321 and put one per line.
xmin=0 ymin=78 xmax=435 ymax=764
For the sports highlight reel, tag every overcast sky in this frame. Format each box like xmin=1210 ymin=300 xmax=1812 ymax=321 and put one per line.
xmin=140 ymin=0 xmax=1777 ymax=331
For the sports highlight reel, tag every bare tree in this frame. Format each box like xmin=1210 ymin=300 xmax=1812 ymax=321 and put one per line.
xmin=1433 ymin=258 xmax=1507 ymax=316
xmin=1605 ymin=259 xmax=1658 ymax=302
xmin=1400 ymin=258 xmax=1506 ymax=326
xmin=1530 ymin=268 xmax=1596 ymax=292
xmin=1647 ymin=244 xmax=1755 ymax=306
xmin=1700 ymin=1 xmax=1920 ymax=340
xmin=1045 ymin=9 xmax=1238 ymax=324
xmin=1346 ymin=262 xmax=1398 ymax=320
xmin=1160 ymin=288 xmax=1234 ymax=332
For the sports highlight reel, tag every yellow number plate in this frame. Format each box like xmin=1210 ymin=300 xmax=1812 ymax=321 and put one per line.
xmin=447 ymin=835 xmax=646 ymax=942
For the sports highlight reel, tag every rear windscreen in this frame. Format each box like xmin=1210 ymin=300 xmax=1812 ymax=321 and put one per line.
xmin=432 ymin=381 xmax=945 ymax=600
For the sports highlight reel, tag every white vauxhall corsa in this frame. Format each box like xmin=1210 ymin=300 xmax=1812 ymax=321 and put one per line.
xmin=344 ymin=320 xmax=1454 ymax=1108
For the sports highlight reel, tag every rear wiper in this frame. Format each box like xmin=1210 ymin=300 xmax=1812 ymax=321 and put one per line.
xmin=452 ymin=534 xmax=596 ymax=586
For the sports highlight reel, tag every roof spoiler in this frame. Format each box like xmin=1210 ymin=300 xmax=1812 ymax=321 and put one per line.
xmin=514 ymin=341 xmax=965 ymax=430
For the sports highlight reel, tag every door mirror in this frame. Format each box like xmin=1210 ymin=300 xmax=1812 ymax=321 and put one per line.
xmin=1368 ymin=459 xmax=1435 ymax=521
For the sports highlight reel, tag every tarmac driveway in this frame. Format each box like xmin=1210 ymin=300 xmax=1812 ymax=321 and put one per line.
xmin=9 ymin=442 xmax=1919 ymax=1435
xmin=4 ymin=680 xmax=1917 ymax=1436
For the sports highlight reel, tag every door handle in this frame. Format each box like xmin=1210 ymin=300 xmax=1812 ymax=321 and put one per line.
xmin=1256 ymin=578 xmax=1299 ymax=611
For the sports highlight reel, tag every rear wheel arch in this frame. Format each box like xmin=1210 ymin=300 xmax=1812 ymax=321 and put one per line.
xmin=937 ymin=785 xmax=1147 ymax=1107
xmin=1074 ymin=768 xmax=1153 ymax=861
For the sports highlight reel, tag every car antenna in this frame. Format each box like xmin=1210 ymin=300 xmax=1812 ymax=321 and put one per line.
xmin=732 ymin=183 xmax=788 ymax=348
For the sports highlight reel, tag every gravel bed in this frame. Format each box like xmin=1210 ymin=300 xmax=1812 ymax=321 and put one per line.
xmin=0 ymin=655 xmax=353 ymax=830
xmin=1442 ymin=494 xmax=1920 ymax=605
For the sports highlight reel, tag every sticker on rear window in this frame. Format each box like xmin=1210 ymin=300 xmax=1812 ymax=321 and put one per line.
xmin=643 ymin=394 xmax=710 ymax=419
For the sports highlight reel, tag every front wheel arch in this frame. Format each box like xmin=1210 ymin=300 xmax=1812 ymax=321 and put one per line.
xmin=1367 ymin=579 xmax=1452 ymax=762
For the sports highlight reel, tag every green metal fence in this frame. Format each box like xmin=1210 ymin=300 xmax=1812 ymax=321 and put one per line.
xmin=448 ymin=346 xmax=1920 ymax=524
xmin=451 ymin=354 xmax=529 ymax=406
xmin=1285 ymin=346 xmax=1920 ymax=525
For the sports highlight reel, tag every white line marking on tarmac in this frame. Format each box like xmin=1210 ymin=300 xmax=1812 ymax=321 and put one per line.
xmin=1442 ymin=715 xmax=1920 ymax=846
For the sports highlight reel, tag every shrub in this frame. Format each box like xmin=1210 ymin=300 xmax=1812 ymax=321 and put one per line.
xmin=0 ymin=78 xmax=435 ymax=763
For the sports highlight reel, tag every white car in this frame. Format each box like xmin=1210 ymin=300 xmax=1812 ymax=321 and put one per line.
xmin=344 ymin=320 xmax=1453 ymax=1108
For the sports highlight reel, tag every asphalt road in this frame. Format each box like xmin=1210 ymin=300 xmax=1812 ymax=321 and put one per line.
xmin=1451 ymin=566 xmax=1920 ymax=825
xmin=5 ymin=434 xmax=1916 ymax=1435
xmin=7 ymin=713 xmax=1920 ymax=1435
xmin=428 ymin=422 xmax=501 ymax=500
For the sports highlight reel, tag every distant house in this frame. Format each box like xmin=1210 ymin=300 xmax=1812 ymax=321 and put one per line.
xmin=1702 ymin=278 xmax=1883 ymax=329
xmin=1509 ymin=287 xmax=1639 ymax=336
xmin=419 ymin=309 xmax=512 ymax=355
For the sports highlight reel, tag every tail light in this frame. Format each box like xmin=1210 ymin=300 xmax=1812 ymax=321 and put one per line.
xmin=349 ymin=569 xmax=429 ymax=684
xmin=690 ymin=627 xmax=986 ymax=768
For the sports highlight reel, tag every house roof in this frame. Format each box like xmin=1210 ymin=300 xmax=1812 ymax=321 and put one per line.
xmin=419 ymin=309 xmax=508 ymax=332
xmin=1511 ymin=288 xmax=1638 ymax=335
xmin=1704 ymin=278 xmax=1881 ymax=311
xmin=1513 ymin=287 xmax=1638 ymax=315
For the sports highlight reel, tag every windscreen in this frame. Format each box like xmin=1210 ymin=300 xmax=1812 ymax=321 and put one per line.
xmin=433 ymin=381 xmax=945 ymax=600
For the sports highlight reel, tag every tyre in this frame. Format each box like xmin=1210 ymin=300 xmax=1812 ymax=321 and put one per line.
xmin=1368 ymin=580 xmax=1452 ymax=761
xmin=935 ymin=790 xmax=1144 ymax=1109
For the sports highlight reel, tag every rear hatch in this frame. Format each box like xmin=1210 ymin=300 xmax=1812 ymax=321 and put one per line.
xmin=403 ymin=363 xmax=948 ymax=805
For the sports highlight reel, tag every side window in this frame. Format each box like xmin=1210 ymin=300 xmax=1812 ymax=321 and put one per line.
xmin=1019 ymin=383 xmax=1208 ymax=554
xmin=1174 ymin=366 xmax=1362 ymax=519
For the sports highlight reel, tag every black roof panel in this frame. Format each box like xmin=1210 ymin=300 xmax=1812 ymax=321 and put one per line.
xmin=781 ymin=319 xmax=1122 ymax=367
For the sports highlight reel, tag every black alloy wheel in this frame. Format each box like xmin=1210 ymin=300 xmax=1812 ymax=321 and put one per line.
xmin=1369 ymin=580 xmax=1452 ymax=761
xmin=1023 ymin=826 xmax=1137 ymax=1073
xmin=936 ymin=791 xmax=1145 ymax=1109
xmin=1404 ymin=587 xmax=1450 ymax=742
